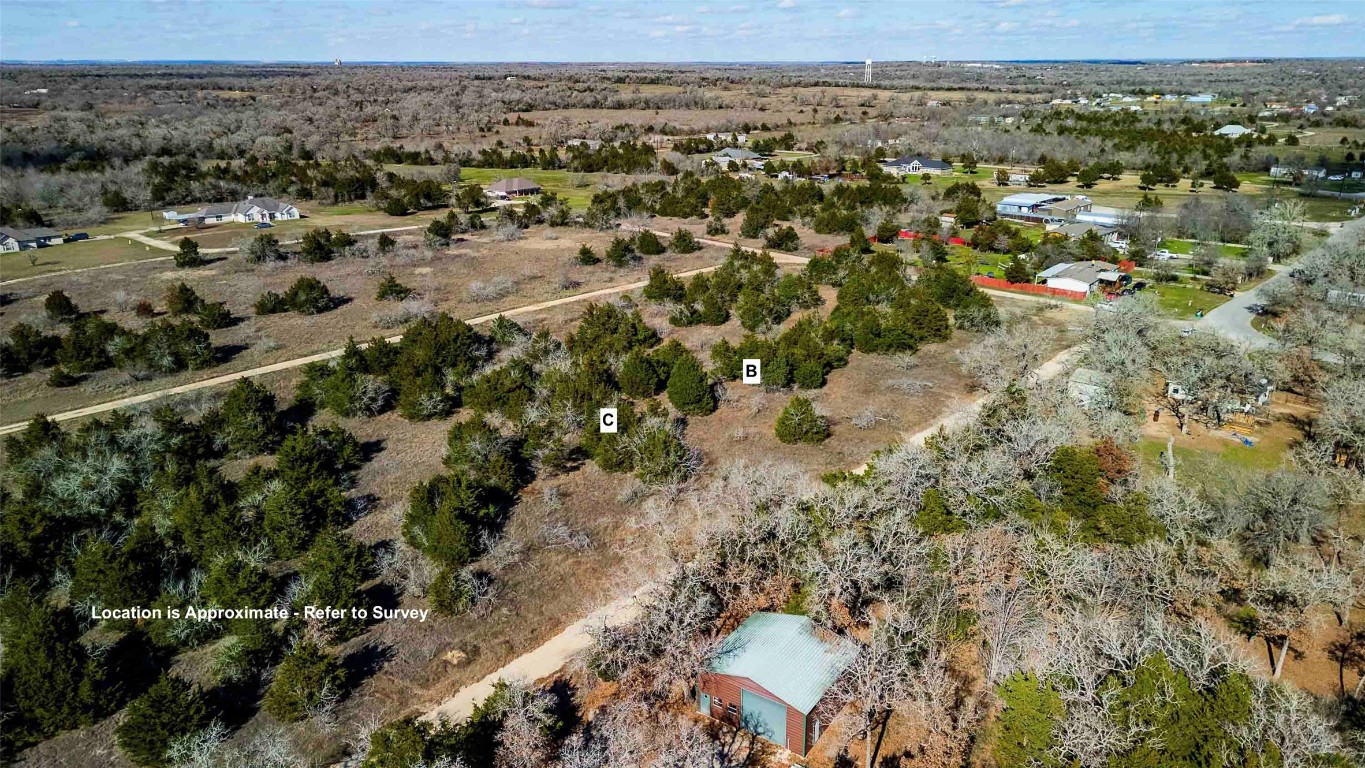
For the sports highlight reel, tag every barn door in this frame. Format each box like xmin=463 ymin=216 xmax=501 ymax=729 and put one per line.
xmin=740 ymin=689 xmax=787 ymax=749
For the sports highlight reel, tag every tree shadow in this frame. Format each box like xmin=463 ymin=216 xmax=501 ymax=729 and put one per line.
xmin=342 ymin=641 xmax=396 ymax=690
xmin=544 ymin=677 xmax=582 ymax=741
xmin=213 ymin=343 xmax=248 ymax=365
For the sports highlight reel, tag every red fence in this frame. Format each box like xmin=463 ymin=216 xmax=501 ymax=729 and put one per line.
xmin=971 ymin=275 xmax=1088 ymax=301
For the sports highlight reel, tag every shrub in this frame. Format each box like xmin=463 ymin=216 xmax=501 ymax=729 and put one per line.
xmin=214 ymin=379 xmax=282 ymax=456
xmin=377 ymin=232 xmax=397 ymax=252
xmin=262 ymin=641 xmax=346 ymax=723
xmin=634 ymin=229 xmax=665 ymax=255
xmin=195 ymin=302 xmax=233 ymax=330
xmin=630 ymin=416 xmax=698 ymax=486
xmin=605 ymin=236 xmax=638 ymax=267
xmin=300 ymin=529 xmax=373 ymax=641
xmin=403 ymin=472 xmax=498 ymax=568
xmin=164 ymin=283 xmax=203 ymax=316
xmin=57 ymin=315 xmax=120 ymax=372
xmin=2 ymin=323 xmax=59 ymax=374
xmin=467 ymin=276 xmax=514 ymax=302
xmin=44 ymin=290 xmax=80 ymax=323
xmin=618 ymin=348 xmax=664 ymax=399
xmin=300 ymin=228 xmax=338 ymax=263
xmin=242 ymin=233 xmax=284 ymax=263
xmin=46 ymin=365 xmax=79 ymax=387
xmin=665 ymin=351 xmax=715 ymax=415
xmin=115 ymin=674 xmax=209 ymax=768
xmin=283 ymin=276 xmax=333 ymax=315
xmin=254 ymin=291 xmax=289 ymax=315
xmin=174 ymin=238 xmax=204 ymax=268
xmin=376 ymin=274 xmax=414 ymax=301
xmin=642 ymin=265 xmax=686 ymax=303
xmin=705 ymin=216 xmax=728 ymax=236
xmin=669 ymin=228 xmax=701 ymax=253
xmin=116 ymin=320 xmax=214 ymax=374
xmin=577 ymin=243 xmax=600 ymax=265
xmin=383 ymin=197 xmax=410 ymax=216
xmin=764 ymin=225 xmax=800 ymax=251
xmin=134 ymin=300 xmax=156 ymax=318
xmin=775 ymin=396 xmax=829 ymax=444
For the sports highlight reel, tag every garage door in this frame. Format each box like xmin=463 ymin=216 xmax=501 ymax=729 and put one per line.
xmin=740 ymin=689 xmax=787 ymax=749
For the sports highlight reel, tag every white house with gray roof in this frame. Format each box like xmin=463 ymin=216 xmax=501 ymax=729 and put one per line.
xmin=164 ymin=196 xmax=300 ymax=226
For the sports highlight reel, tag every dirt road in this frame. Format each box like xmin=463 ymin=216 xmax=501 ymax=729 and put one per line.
xmin=0 ymin=260 xmax=763 ymax=436
xmin=0 ymin=225 xmax=428 ymax=287
xmin=418 ymin=342 xmax=1084 ymax=723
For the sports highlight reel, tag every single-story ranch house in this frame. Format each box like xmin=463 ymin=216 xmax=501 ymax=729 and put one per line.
xmin=486 ymin=177 xmax=543 ymax=198
xmin=1213 ymin=124 xmax=1253 ymax=138
xmin=0 ymin=226 xmax=64 ymax=252
xmin=164 ymin=196 xmax=300 ymax=226
xmin=995 ymin=193 xmax=1093 ymax=223
xmin=711 ymin=147 xmax=763 ymax=168
xmin=697 ymin=612 xmax=857 ymax=757
xmin=880 ymin=155 xmax=953 ymax=176
xmin=1051 ymin=221 xmax=1126 ymax=247
xmin=1037 ymin=259 xmax=1126 ymax=295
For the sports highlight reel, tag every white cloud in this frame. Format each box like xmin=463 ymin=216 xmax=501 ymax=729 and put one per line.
xmin=999 ymin=0 xmax=1026 ymax=6
xmin=508 ymin=16 xmax=526 ymax=24
xmin=655 ymin=14 xmax=688 ymax=22
xmin=65 ymin=19 xmax=81 ymax=27
xmin=777 ymin=0 xmax=796 ymax=8
xmin=1292 ymin=14 xmax=1346 ymax=27
xmin=996 ymin=21 xmax=1019 ymax=31
xmin=528 ymin=0 xmax=577 ymax=7
xmin=838 ymin=7 xmax=858 ymax=18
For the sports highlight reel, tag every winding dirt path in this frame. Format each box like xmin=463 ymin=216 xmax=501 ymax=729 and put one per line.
xmin=0 ymin=258 xmax=794 ymax=436
xmin=418 ymin=343 xmax=1084 ymax=723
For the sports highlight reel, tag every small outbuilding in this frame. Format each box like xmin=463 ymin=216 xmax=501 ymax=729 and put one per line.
xmin=698 ymin=612 xmax=858 ymax=757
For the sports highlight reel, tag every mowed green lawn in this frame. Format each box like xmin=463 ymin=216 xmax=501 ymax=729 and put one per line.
xmin=1143 ymin=279 xmax=1231 ymax=318
xmin=1159 ymin=238 xmax=1249 ymax=257
xmin=458 ymin=168 xmax=602 ymax=209
xmin=1 ymin=237 xmax=171 ymax=281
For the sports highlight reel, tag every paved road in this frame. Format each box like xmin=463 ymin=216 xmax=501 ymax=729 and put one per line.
xmin=1198 ymin=269 xmax=1288 ymax=349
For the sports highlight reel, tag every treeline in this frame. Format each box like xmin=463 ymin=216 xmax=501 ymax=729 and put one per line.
xmin=584 ymin=170 xmax=906 ymax=234
xmin=0 ymin=289 xmax=221 ymax=385
xmin=142 ymin=155 xmax=380 ymax=208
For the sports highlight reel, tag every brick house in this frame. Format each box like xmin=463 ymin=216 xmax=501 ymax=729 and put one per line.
xmin=697 ymin=613 xmax=858 ymax=757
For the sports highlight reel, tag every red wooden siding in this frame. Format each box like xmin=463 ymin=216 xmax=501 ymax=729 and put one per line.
xmin=699 ymin=672 xmax=813 ymax=755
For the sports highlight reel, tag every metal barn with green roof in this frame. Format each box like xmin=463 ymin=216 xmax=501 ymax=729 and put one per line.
xmin=697 ymin=612 xmax=859 ymax=756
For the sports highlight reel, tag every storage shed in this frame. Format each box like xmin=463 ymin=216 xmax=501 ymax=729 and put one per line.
xmin=697 ymin=612 xmax=858 ymax=756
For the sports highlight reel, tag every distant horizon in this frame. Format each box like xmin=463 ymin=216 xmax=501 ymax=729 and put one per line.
xmin=1 ymin=0 xmax=1360 ymax=63
xmin=5 ymin=56 xmax=1363 ymax=67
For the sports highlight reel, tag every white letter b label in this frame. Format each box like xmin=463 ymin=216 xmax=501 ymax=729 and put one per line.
xmin=742 ymin=359 xmax=761 ymax=385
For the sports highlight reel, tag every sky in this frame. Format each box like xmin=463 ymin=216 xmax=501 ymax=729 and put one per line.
xmin=0 ymin=0 xmax=1360 ymax=63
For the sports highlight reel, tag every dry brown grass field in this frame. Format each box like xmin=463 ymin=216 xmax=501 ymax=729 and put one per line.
xmin=0 ymin=227 xmax=730 ymax=423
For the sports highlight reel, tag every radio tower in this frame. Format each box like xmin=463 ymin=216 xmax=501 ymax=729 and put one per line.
xmin=864 ymin=58 xmax=873 ymax=85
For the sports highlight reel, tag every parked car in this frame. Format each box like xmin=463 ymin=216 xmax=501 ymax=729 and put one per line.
xmin=1132 ymin=281 xmax=1148 ymax=291
xmin=1152 ymin=249 xmax=1178 ymax=260
xmin=1328 ymin=174 xmax=1345 ymax=181
xmin=254 ymin=222 xmax=273 ymax=229
xmin=1180 ymin=327 xmax=1195 ymax=337
xmin=65 ymin=232 xmax=89 ymax=242
xmin=1249 ymin=303 xmax=1267 ymax=315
